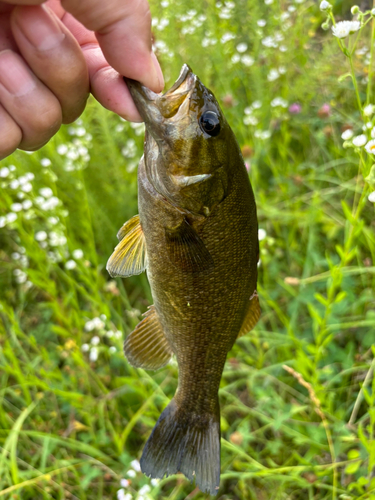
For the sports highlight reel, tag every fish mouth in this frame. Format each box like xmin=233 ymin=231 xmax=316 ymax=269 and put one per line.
xmin=125 ymin=64 xmax=196 ymax=121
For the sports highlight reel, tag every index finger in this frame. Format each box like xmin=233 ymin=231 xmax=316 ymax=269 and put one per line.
xmin=61 ymin=0 xmax=164 ymax=93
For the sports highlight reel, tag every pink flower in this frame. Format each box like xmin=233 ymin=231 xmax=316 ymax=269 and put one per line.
xmin=245 ymin=162 xmax=250 ymax=171
xmin=289 ymin=103 xmax=301 ymax=114
xmin=318 ymin=103 xmax=331 ymax=118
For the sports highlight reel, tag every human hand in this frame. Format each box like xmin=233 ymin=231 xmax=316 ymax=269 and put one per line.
xmin=0 ymin=0 xmax=164 ymax=159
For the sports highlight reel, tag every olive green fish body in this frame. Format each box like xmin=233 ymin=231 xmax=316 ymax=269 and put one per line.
xmin=107 ymin=65 xmax=260 ymax=495
xmin=138 ymin=151 xmax=257 ymax=412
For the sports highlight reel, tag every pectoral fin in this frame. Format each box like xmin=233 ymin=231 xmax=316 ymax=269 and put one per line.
xmin=165 ymin=218 xmax=214 ymax=273
xmin=237 ymin=291 xmax=261 ymax=338
xmin=106 ymin=215 xmax=147 ymax=278
xmin=124 ymin=306 xmax=173 ymax=370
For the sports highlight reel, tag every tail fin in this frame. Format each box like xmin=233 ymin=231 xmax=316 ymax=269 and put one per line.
xmin=140 ymin=398 xmax=221 ymax=495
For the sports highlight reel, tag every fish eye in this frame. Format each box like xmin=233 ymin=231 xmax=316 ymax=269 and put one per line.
xmin=199 ymin=111 xmax=221 ymax=137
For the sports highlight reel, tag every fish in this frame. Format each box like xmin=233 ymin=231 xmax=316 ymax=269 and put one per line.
xmin=107 ymin=64 xmax=260 ymax=495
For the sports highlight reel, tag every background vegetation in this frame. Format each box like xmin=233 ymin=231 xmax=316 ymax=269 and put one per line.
xmin=1 ymin=0 xmax=375 ymax=499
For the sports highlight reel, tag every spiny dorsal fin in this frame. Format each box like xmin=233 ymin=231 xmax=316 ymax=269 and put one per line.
xmin=124 ymin=305 xmax=173 ymax=370
xmin=106 ymin=215 xmax=147 ymax=278
xmin=165 ymin=218 xmax=214 ymax=273
xmin=237 ymin=291 xmax=261 ymax=338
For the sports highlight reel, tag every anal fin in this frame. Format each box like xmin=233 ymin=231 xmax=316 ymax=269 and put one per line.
xmin=165 ymin=218 xmax=214 ymax=273
xmin=106 ymin=214 xmax=147 ymax=278
xmin=124 ymin=306 xmax=173 ymax=370
xmin=237 ymin=291 xmax=261 ymax=338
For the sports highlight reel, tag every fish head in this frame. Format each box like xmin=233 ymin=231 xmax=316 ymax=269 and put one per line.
xmin=126 ymin=65 xmax=238 ymax=217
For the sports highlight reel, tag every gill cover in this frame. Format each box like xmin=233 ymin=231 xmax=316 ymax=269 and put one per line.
xmin=125 ymin=65 xmax=233 ymax=217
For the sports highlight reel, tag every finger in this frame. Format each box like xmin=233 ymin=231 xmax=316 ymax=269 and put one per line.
xmin=61 ymin=0 xmax=164 ymax=93
xmin=61 ymin=12 xmax=141 ymax=122
xmin=1 ymin=0 xmax=45 ymax=4
xmin=0 ymin=49 xmax=62 ymax=150
xmin=0 ymin=103 xmax=22 ymax=159
xmin=10 ymin=4 xmax=89 ymax=124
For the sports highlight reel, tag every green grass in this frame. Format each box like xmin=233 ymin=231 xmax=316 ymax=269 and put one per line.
xmin=1 ymin=0 xmax=375 ymax=499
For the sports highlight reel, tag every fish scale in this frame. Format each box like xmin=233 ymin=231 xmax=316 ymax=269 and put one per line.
xmin=107 ymin=64 xmax=260 ymax=495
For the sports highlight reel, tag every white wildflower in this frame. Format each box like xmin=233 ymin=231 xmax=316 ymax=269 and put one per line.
xmin=236 ymin=43 xmax=247 ymax=53
xmin=364 ymin=104 xmax=375 ymax=116
xmin=221 ymin=32 xmax=235 ymax=43
xmin=243 ymin=115 xmax=258 ymax=126
xmin=151 ymin=478 xmax=159 ymax=486
xmin=35 ymin=230 xmax=47 ymax=241
xmin=271 ymin=97 xmax=288 ymax=108
xmin=278 ymin=66 xmax=286 ymax=74
xmin=91 ymin=335 xmax=100 ymax=346
xmin=72 ymin=249 xmax=84 ymax=259
xmin=126 ymin=469 xmax=136 ymax=478
xmin=41 ymin=158 xmax=51 ymax=167
xmin=262 ymin=36 xmax=277 ymax=48
xmin=252 ymin=100 xmax=262 ymax=109
xmin=320 ymin=0 xmax=331 ymax=11
xmin=341 ymin=129 xmax=354 ymax=140
xmin=130 ymin=459 xmax=141 ymax=472
xmin=22 ymin=200 xmax=32 ymax=210
xmin=231 ymin=54 xmax=240 ymax=63
xmin=39 ymin=187 xmax=53 ymax=198
xmin=0 ymin=216 xmax=6 ymax=228
xmin=10 ymin=203 xmax=23 ymax=212
xmin=109 ymin=346 xmax=117 ymax=354
xmin=254 ymin=130 xmax=271 ymax=139
xmin=85 ymin=317 xmax=105 ymax=332
xmin=81 ymin=343 xmax=90 ymax=352
xmin=14 ymin=270 xmax=27 ymax=284
xmin=267 ymin=69 xmax=279 ymax=81
xmin=65 ymin=259 xmax=77 ymax=270
xmin=332 ymin=20 xmax=360 ymax=39
xmin=49 ymin=232 xmax=67 ymax=246
xmin=368 ymin=191 xmax=375 ymax=202
xmin=139 ymin=485 xmax=151 ymax=495
xmin=257 ymin=19 xmax=266 ymax=27
xmin=41 ymin=196 xmax=59 ymax=210
xmin=258 ymin=228 xmax=267 ymax=241
xmin=11 ymin=252 xmax=21 ymax=260
xmin=20 ymin=182 xmax=32 ymax=193
xmin=48 ymin=216 xmax=59 ymax=225
xmin=352 ymin=134 xmax=367 ymax=147
xmin=241 ymin=55 xmax=254 ymax=66
xmin=0 ymin=167 xmax=9 ymax=177
xmin=6 ymin=213 xmax=17 ymax=223
xmin=120 ymin=479 xmax=130 ymax=488
xmin=265 ymin=0 xmax=273 ymax=4
xmin=57 ymin=144 xmax=68 ymax=155
xmin=89 ymin=347 xmax=98 ymax=362
xmin=365 ymin=139 xmax=375 ymax=154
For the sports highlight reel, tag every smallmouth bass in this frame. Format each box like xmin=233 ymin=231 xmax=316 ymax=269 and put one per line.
xmin=107 ymin=65 xmax=260 ymax=495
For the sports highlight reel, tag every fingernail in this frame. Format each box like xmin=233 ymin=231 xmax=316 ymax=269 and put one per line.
xmin=151 ymin=51 xmax=164 ymax=92
xmin=0 ymin=50 xmax=36 ymax=96
xmin=14 ymin=5 xmax=65 ymax=51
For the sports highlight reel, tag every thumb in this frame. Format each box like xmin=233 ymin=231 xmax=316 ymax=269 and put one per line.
xmin=61 ymin=0 xmax=164 ymax=92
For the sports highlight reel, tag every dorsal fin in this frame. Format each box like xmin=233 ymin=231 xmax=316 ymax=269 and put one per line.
xmin=124 ymin=306 xmax=173 ymax=370
xmin=165 ymin=218 xmax=214 ymax=273
xmin=106 ymin=215 xmax=147 ymax=278
xmin=237 ymin=291 xmax=261 ymax=338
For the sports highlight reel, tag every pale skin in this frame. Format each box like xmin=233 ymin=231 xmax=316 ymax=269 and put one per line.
xmin=0 ymin=0 xmax=164 ymax=159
